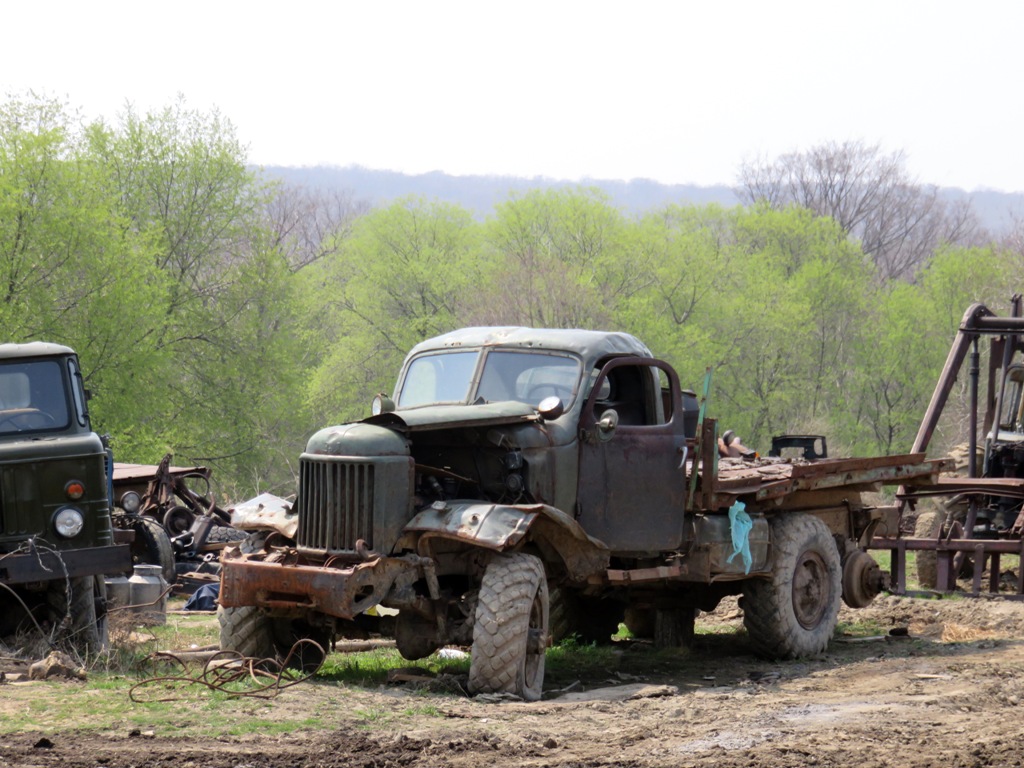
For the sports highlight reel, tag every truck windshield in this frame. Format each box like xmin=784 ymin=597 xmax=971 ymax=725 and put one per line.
xmin=398 ymin=349 xmax=581 ymax=409
xmin=0 ymin=360 xmax=70 ymax=434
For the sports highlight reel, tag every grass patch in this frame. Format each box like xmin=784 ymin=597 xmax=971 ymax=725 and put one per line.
xmin=871 ymin=549 xmax=931 ymax=591
xmin=694 ymin=621 xmax=743 ymax=636
xmin=317 ymin=646 xmax=469 ymax=686
xmin=91 ymin=600 xmax=220 ymax=677
xmin=870 ymin=549 xmax=892 ymax=574
xmin=0 ymin=673 xmax=332 ymax=737
xmin=353 ymin=706 xmax=392 ymax=727
xmin=0 ymin=600 xmax=340 ymax=738
xmin=347 ymin=702 xmax=444 ymax=730
xmin=545 ymin=635 xmax=624 ymax=681
xmin=834 ymin=615 xmax=891 ymax=638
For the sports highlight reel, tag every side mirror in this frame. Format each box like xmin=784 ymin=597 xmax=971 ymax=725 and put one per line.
xmin=597 ymin=409 xmax=619 ymax=441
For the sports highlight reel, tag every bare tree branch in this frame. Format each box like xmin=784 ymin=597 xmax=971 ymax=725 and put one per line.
xmin=736 ymin=140 xmax=988 ymax=281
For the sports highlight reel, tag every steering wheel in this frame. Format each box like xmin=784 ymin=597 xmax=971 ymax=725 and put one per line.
xmin=0 ymin=409 xmax=58 ymax=431
xmin=526 ymin=385 xmax=565 ymax=403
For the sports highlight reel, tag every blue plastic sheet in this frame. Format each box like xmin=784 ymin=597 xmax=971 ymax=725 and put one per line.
xmin=184 ymin=582 xmax=220 ymax=611
xmin=726 ymin=501 xmax=754 ymax=574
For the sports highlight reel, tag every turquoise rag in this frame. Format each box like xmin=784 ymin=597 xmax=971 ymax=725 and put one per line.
xmin=726 ymin=501 xmax=754 ymax=574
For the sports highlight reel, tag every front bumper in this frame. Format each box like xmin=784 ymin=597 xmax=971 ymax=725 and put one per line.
xmin=0 ymin=543 xmax=132 ymax=585
xmin=218 ymin=552 xmax=430 ymax=620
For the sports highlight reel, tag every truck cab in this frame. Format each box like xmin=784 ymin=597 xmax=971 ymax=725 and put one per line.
xmin=382 ymin=327 xmax=696 ymax=552
xmin=0 ymin=342 xmax=131 ymax=654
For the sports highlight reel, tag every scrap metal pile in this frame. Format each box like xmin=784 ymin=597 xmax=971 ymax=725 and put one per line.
xmin=112 ymin=454 xmax=246 ymax=587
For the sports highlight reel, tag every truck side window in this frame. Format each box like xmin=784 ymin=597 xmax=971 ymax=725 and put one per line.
xmin=68 ymin=358 xmax=88 ymax=427
xmin=658 ymin=369 xmax=674 ymax=421
xmin=594 ymin=366 xmax=652 ymax=426
xmin=591 ymin=363 xmax=669 ymax=427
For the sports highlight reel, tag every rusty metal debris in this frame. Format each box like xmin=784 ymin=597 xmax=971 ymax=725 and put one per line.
xmin=114 ymin=453 xmax=235 ymax=546
xmin=231 ymin=493 xmax=298 ymax=539
xmin=112 ymin=454 xmax=246 ymax=583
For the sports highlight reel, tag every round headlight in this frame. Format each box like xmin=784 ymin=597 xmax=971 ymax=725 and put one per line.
xmin=54 ymin=507 xmax=85 ymax=538
xmin=371 ymin=393 xmax=395 ymax=416
xmin=119 ymin=490 xmax=142 ymax=514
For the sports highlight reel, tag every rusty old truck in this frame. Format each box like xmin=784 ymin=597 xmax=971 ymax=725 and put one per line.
xmin=218 ymin=327 xmax=946 ymax=700
xmin=0 ymin=342 xmax=132 ymax=656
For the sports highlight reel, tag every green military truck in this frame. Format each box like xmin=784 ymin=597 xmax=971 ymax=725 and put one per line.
xmin=219 ymin=327 xmax=944 ymax=700
xmin=0 ymin=342 xmax=131 ymax=655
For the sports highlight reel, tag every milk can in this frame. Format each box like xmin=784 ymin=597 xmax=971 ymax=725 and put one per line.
xmin=128 ymin=564 xmax=168 ymax=624
xmin=104 ymin=574 xmax=131 ymax=609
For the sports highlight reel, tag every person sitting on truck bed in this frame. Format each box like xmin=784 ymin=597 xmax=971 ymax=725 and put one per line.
xmin=719 ymin=429 xmax=756 ymax=459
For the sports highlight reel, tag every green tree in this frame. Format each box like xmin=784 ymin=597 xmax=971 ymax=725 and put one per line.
xmin=841 ymin=284 xmax=943 ymax=455
xmin=0 ymin=94 xmax=168 ymax=452
xmin=476 ymin=188 xmax=638 ymax=329
xmin=298 ymin=197 xmax=480 ymax=424
xmin=615 ymin=204 xmax=739 ymax=391
xmin=919 ymin=245 xmax=1005 ymax=331
xmin=674 ymin=205 xmax=874 ymax=449
xmin=737 ymin=140 xmax=983 ymax=281
xmin=83 ymin=98 xmax=304 ymax=493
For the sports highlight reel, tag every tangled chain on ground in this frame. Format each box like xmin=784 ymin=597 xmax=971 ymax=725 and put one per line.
xmin=128 ymin=640 xmax=325 ymax=702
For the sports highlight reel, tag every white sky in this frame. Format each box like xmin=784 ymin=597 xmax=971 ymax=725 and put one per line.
xmin=5 ymin=1 xmax=1023 ymax=192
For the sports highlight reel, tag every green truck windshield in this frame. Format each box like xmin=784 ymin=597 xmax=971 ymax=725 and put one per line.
xmin=399 ymin=349 xmax=581 ymax=409
xmin=0 ymin=360 xmax=70 ymax=434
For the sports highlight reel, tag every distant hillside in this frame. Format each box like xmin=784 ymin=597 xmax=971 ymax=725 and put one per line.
xmin=258 ymin=165 xmax=739 ymax=216
xmin=259 ymin=164 xmax=1024 ymax=233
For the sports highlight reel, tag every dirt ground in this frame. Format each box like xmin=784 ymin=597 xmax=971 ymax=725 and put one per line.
xmin=3 ymin=593 xmax=1024 ymax=768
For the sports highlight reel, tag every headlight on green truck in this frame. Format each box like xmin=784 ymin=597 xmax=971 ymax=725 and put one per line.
xmin=53 ymin=507 xmax=85 ymax=538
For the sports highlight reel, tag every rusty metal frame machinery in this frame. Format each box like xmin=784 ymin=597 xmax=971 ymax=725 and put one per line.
xmin=871 ymin=295 xmax=1024 ymax=599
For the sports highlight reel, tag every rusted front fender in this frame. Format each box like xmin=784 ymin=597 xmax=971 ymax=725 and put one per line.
xmin=218 ymin=552 xmax=426 ymax=620
xmin=402 ymin=501 xmax=609 ymax=582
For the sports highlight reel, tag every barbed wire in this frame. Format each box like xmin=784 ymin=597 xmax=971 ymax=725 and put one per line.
xmin=128 ymin=640 xmax=326 ymax=702
xmin=0 ymin=539 xmax=73 ymax=652
xmin=0 ymin=582 xmax=57 ymax=651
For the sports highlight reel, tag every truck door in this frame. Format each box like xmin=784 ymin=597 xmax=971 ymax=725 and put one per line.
xmin=576 ymin=357 xmax=689 ymax=553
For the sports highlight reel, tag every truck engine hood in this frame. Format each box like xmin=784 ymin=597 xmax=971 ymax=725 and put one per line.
xmin=0 ymin=431 xmax=104 ymax=463
xmin=305 ymin=402 xmax=542 ymax=457
xmin=305 ymin=422 xmax=409 ymax=457
xmin=365 ymin=401 xmax=541 ymax=432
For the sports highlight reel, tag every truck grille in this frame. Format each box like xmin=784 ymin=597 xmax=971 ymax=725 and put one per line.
xmin=297 ymin=460 xmax=375 ymax=552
